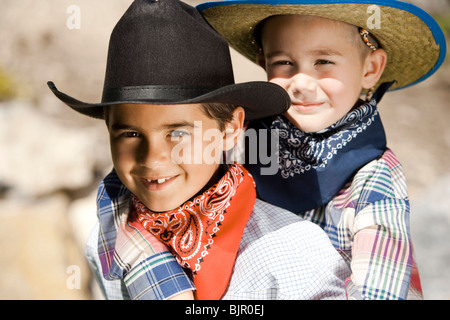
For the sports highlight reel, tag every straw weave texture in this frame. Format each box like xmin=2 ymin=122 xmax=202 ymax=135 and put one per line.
xmin=202 ymin=3 xmax=441 ymax=90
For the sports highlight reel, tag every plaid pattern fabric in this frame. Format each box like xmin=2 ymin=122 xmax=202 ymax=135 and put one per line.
xmin=86 ymin=171 xmax=352 ymax=300
xmin=223 ymin=199 xmax=350 ymax=300
xmin=303 ymin=149 xmax=423 ymax=300
xmin=87 ymin=198 xmax=351 ymax=300
xmin=87 ymin=169 xmax=195 ymax=300
xmin=86 ymin=224 xmax=130 ymax=300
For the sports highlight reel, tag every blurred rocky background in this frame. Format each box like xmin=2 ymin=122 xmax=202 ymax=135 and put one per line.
xmin=0 ymin=0 xmax=449 ymax=299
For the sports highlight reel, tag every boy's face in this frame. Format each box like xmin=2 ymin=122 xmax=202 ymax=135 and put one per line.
xmin=107 ymin=103 xmax=241 ymax=212
xmin=259 ymin=15 xmax=379 ymax=132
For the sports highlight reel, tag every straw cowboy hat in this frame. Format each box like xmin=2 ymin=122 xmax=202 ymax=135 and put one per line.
xmin=47 ymin=0 xmax=290 ymax=120
xmin=197 ymin=0 xmax=447 ymax=90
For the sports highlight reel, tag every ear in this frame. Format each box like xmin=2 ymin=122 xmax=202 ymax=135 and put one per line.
xmin=257 ymin=50 xmax=267 ymax=70
xmin=223 ymin=106 xmax=245 ymax=151
xmin=362 ymin=48 xmax=387 ymax=89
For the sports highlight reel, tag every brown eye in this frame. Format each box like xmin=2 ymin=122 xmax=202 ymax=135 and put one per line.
xmin=273 ymin=60 xmax=293 ymax=66
xmin=122 ymin=131 xmax=140 ymax=138
xmin=315 ymin=59 xmax=334 ymax=65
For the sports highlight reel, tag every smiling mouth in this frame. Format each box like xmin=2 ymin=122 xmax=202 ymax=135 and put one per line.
xmin=291 ymin=102 xmax=325 ymax=112
xmin=140 ymin=175 xmax=178 ymax=191
xmin=147 ymin=177 xmax=171 ymax=184
xmin=293 ymin=101 xmax=324 ymax=107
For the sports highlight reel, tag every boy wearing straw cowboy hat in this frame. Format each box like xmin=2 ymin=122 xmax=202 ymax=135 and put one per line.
xmin=198 ymin=0 xmax=446 ymax=299
xmin=48 ymin=0 xmax=351 ymax=300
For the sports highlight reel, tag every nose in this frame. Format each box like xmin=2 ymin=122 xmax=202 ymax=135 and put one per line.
xmin=286 ymin=73 xmax=317 ymax=102
xmin=138 ymin=136 xmax=169 ymax=167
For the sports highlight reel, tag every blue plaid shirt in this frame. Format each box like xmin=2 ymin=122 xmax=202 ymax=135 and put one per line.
xmin=85 ymin=169 xmax=195 ymax=300
xmin=85 ymin=169 xmax=350 ymax=300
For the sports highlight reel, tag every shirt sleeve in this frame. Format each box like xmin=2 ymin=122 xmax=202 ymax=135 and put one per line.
xmin=349 ymin=197 xmax=413 ymax=300
xmin=85 ymin=222 xmax=131 ymax=300
xmin=86 ymin=220 xmax=195 ymax=300
xmin=332 ymin=149 xmax=423 ymax=300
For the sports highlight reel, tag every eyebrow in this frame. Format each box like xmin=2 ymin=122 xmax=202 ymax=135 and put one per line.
xmin=265 ymin=48 xmax=343 ymax=59
xmin=163 ymin=121 xmax=197 ymax=129
xmin=110 ymin=121 xmax=197 ymax=132
xmin=310 ymin=49 xmax=343 ymax=56
xmin=110 ymin=123 xmax=140 ymax=132
xmin=265 ymin=50 xmax=289 ymax=59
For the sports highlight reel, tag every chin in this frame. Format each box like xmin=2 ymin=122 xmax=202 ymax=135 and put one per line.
xmin=144 ymin=200 xmax=181 ymax=213
xmin=288 ymin=118 xmax=323 ymax=133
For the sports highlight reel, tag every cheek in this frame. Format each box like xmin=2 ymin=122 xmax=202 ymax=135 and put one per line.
xmin=319 ymin=77 xmax=360 ymax=107
xmin=204 ymin=132 xmax=225 ymax=164
xmin=319 ymin=78 xmax=346 ymax=98
xmin=267 ymin=77 xmax=289 ymax=91
xmin=322 ymin=63 xmax=365 ymax=97
xmin=320 ymin=79 xmax=363 ymax=127
xmin=170 ymin=137 xmax=193 ymax=164
xmin=109 ymin=139 xmax=136 ymax=174
xmin=171 ymin=133 xmax=223 ymax=166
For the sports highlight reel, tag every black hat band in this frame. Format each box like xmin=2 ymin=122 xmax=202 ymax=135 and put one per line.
xmin=102 ymin=85 xmax=214 ymax=103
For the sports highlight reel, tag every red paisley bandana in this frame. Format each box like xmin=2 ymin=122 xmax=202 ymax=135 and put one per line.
xmin=131 ymin=164 xmax=256 ymax=300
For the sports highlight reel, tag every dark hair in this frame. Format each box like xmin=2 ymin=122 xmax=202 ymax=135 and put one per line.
xmin=200 ymin=103 xmax=237 ymax=131
xmin=103 ymin=103 xmax=237 ymax=130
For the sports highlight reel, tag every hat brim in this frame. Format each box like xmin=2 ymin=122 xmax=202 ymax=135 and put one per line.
xmin=47 ymin=81 xmax=290 ymax=121
xmin=198 ymin=0 xmax=447 ymax=91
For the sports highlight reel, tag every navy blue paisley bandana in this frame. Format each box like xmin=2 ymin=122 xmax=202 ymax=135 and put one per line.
xmin=245 ymin=82 xmax=393 ymax=214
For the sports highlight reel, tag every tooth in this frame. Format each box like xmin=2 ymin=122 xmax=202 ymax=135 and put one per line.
xmin=157 ymin=178 xmax=166 ymax=184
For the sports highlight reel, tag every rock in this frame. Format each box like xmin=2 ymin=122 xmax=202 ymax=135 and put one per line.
xmin=0 ymin=100 xmax=111 ymax=198
xmin=67 ymin=190 xmax=98 ymax=254
xmin=0 ymin=194 xmax=91 ymax=299
xmin=411 ymin=175 xmax=450 ymax=300
xmin=67 ymin=190 xmax=105 ymax=300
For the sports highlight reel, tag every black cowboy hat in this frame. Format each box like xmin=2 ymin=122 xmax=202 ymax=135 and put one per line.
xmin=47 ymin=0 xmax=290 ymax=120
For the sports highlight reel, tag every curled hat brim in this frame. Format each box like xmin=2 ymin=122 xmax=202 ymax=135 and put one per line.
xmin=198 ymin=0 xmax=447 ymax=91
xmin=47 ymin=81 xmax=290 ymax=121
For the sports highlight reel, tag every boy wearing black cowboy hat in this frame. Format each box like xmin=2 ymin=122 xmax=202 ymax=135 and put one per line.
xmin=48 ymin=0 xmax=351 ymax=300
xmin=198 ymin=0 xmax=447 ymax=299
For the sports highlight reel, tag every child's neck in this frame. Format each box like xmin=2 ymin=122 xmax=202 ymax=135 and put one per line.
xmin=196 ymin=163 xmax=229 ymax=197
